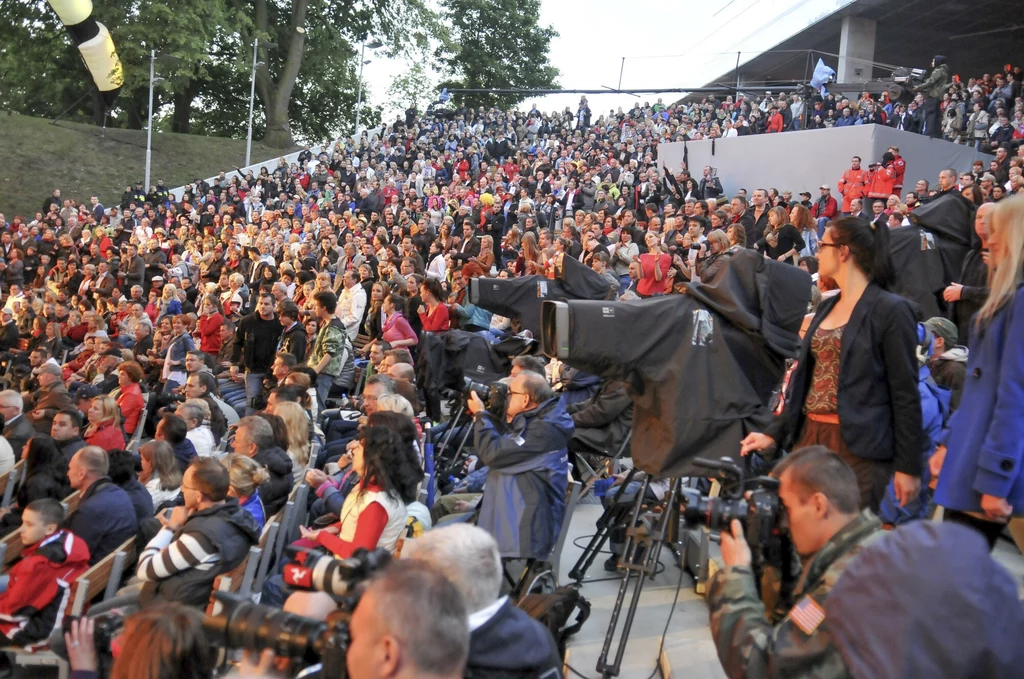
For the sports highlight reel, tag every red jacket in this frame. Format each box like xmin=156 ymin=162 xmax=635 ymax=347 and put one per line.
xmin=0 ymin=530 xmax=90 ymax=644
xmin=837 ymin=168 xmax=868 ymax=212
xmin=766 ymin=110 xmax=784 ymax=133
xmin=891 ymin=154 xmax=906 ymax=189
xmin=811 ymin=195 xmax=839 ymax=220
xmin=197 ymin=312 xmax=224 ymax=354
xmin=85 ymin=421 xmax=126 ymax=452
xmin=117 ymin=381 xmax=145 ymax=436
xmin=866 ymin=163 xmax=897 ymax=199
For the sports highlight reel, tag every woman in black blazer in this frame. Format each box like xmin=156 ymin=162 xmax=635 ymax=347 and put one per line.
xmin=741 ymin=216 xmax=923 ymax=512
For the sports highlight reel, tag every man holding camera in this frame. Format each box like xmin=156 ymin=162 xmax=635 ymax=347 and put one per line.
xmin=708 ymin=446 xmax=883 ymax=678
xmin=467 ymin=371 xmax=573 ymax=560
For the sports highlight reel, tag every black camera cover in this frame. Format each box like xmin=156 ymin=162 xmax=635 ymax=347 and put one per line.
xmin=469 ymin=254 xmax=616 ymax=337
xmin=542 ymin=249 xmax=810 ymax=478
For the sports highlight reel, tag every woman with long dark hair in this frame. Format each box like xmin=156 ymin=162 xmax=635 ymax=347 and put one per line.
xmin=741 ymin=216 xmax=922 ymax=512
xmin=0 ymin=435 xmax=69 ymax=537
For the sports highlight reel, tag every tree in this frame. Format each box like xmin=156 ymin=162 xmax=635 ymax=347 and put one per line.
xmin=434 ymin=0 xmax=559 ymax=110
xmin=246 ymin=0 xmax=437 ymax=148
xmin=385 ymin=62 xmax=435 ymax=121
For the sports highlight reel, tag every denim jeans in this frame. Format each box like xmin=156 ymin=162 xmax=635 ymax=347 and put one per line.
xmin=315 ymin=372 xmax=334 ymax=414
xmin=244 ymin=371 xmax=264 ymax=416
xmin=816 ymin=216 xmax=830 ymax=238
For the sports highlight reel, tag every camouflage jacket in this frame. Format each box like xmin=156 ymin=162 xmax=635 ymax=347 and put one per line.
xmin=707 ymin=510 xmax=883 ymax=679
xmin=307 ymin=317 xmax=349 ymax=378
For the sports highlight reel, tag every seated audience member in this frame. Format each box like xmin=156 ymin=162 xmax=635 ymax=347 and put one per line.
xmin=27 ymin=363 xmax=73 ymax=435
xmin=345 ymin=561 xmax=469 ymax=679
xmin=566 ymin=378 xmax=633 ymax=457
xmin=0 ymin=390 xmax=36 ymax=460
xmin=65 ymin=446 xmax=139 ymax=565
xmin=272 ymin=400 xmax=311 ymax=477
xmin=467 ymin=370 xmax=572 ymax=559
xmin=139 ymin=440 xmax=183 ymax=511
xmin=115 ymin=361 xmax=147 ymax=436
xmin=109 ymin=448 xmax=155 ymax=523
xmin=183 ymin=370 xmax=234 ymax=435
xmin=262 ymin=425 xmax=419 ymax=606
xmin=231 ymin=416 xmax=293 ymax=516
xmin=136 ymin=457 xmax=260 ymax=607
xmin=0 ymin=499 xmax=90 ymax=654
xmin=155 ymin=412 xmax=198 ymax=472
xmin=175 ymin=399 xmax=216 ymax=458
xmin=225 ymin=453 xmax=270 ymax=531
xmin=0 ymin=435 xmax=70 ymax=538
xmin=50 ymin=409 xmax=87 ymax=463
xmin=405 ymin=524 xmax=563 ymax=679
xmin=0 ymin=419 xmax=13 ymax=476
xmin=83 ymin=395 xmax=126 ymax=451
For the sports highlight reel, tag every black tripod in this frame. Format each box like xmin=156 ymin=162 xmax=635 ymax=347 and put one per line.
xmin=596 ymin=476 xmax=683 ymax=679
xmin=568 ymin=468 xmax=639 ymax=583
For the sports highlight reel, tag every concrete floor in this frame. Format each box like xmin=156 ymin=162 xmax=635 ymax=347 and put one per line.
xmin=558 ymin=503 xmax=727 ymax=679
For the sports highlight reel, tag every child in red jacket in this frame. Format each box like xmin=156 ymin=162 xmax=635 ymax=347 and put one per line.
xmin=0 ymin=499 xmax=90 ymax=649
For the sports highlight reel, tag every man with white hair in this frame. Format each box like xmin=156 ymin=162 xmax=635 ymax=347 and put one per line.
xmin=175 ymin=399 xmax=216 ymax=458
xmin=0 ymin=390 xmax=34 ymax=461
xmin=404 ymin=524 xmax=563 ymax=678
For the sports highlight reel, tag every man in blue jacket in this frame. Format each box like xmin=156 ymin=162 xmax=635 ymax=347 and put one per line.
xmin=468 ymin=371 xmax=573 ymax=560
xmin=65 ymin=446 xmax=139 ymax=566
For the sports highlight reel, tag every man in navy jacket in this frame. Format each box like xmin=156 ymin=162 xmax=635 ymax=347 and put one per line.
xmin=65 ymin=446 xmax=139 ymax=566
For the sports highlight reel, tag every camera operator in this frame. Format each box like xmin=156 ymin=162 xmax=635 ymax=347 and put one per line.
xmin=708 ymin=446 xmax=883 ymax=679
xmin=467 ymin=371 xmax=573 ymax=559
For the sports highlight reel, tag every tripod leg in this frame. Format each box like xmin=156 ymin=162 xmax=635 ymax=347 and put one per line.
xmin=568 ymin=469 xmax=640 ymax=583
xmin=435 ymin=403 xmax=465 ymax=459
xmin=597 ymin=478 xmax=682 ymax=678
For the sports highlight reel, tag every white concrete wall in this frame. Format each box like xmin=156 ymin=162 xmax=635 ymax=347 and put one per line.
xmin=657 ymin=125 xmax=991 ymax=200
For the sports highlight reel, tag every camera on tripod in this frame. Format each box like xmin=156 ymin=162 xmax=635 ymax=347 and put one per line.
xmin=201 ymin=548 xmax=392 ymax=677
xmin=680 ymin=456 xmax=781 ymax=550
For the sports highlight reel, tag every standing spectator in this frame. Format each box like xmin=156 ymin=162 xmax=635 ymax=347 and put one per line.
xmin=308 ymin=291 xmax=350 ymax=410
xmin=914 ymin=56 xmax=951 ymax=139
xmin=115 ymin=362 xmax=146 ymax=437
xmin=195 ymin=296 xmax=224 ymax=355
xmin=231 ymin=293 xmax=283 ymax=415
xmin=741 ymin=217 xmax=922 ymax=512
xmin=635 ymin=232 xmax=670 ymax=298
xmin=837 ymin=156 xmax=868 ymax=214
xmin=932 ymin=196 xmax=1024 ymax=549
xmin=65 ymin=446 xmax=139 ymax=565
xmin=336 ymin=270 xmax=367 ymax=341
xmin=944 ymin=203 xmax=992 ymax=345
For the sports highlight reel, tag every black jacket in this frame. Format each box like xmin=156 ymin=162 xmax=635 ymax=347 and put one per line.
xmin=280 ymin=321 xmax=308 ymax=363
xmin=567 ymin=379 xmax=633 ymax=455
xmin=232 ymin=312 xmax=283 ymax=373
xmin=4 ymin=414 xmax=36 ymax=461
xmin=254 ymin=446 xmax=294 ymax=517
xmin=0 ymin=322 xmax=19 ymax=352
xmin=140 ymin=498 xmax=260 ymax=607
xmin=766 ymin=284 xmax=923 ymax=475
xmin=0 ymin=471 xmax=68 ymax=538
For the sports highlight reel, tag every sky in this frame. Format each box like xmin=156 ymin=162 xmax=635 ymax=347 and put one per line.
xmin=358 ymin=0 xmax=857 ymax=123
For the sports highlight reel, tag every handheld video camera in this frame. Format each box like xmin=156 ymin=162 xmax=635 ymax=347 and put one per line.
xmin=680 ymin=457 xmax=780 ymax=552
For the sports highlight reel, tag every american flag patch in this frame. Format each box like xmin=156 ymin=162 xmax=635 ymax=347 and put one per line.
xmin=788 ymin=595 xmax=826 ymax=635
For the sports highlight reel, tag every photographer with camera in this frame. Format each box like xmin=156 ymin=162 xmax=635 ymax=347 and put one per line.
xmin=708 ymin=446 xmax=883 ymax=679
xmin=467 ymin=371 xmax=572 ymax=560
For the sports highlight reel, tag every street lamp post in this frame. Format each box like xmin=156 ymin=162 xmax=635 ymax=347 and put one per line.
xmin=246 ymin=38 xmax=277 ymax=169
xmin=353 ymin=39 xmax=383 ymax=139
xmin=144 ymin=50 xmax=166 ymax=192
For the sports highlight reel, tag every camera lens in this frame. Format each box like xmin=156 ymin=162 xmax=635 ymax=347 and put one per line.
xmin=203 ymin=594 xmax=326 ymax=664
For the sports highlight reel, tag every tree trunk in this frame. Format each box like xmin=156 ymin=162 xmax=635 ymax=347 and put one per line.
xmin=171 ymin=84 xmax=198 ymax=134
xmin=254 ymin=0 xmax=308 ymax=148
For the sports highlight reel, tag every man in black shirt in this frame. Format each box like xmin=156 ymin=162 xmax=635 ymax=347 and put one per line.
xmin=231 ymin=293 xmax=283 ymax=415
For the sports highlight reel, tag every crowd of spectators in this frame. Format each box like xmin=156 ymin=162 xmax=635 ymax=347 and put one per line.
xmin=0 ymin=60 xmax=1020 ymax=677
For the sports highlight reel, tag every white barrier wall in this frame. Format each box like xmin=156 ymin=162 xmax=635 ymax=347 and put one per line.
xmin=657 ymin=125 xmax=992 ymax=200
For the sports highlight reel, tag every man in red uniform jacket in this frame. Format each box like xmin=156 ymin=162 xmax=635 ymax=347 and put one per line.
xmin=837 ymin=156 xmax=868 ymax=214
xmin=887 ymin=146 xmax=907 ymax=194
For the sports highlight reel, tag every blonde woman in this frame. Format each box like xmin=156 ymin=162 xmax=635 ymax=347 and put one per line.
xmin=932 ymin=195 xmax=1024 ymax=548
xmin=155 ymin=283 xmax=182 ymax=322
xmin=84 ymin=395 xmax=126 ymax=450
xmin=139 ymin=440 xmax=183 ymax=509
xmin=226 ymin=453 xmax=270 ymax=530
xmin=273 ymin=400 xmax=311 ymax=476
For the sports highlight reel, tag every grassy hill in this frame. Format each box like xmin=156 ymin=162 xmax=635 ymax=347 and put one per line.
xmin=0 ymin=112 xmax=300 ymax=220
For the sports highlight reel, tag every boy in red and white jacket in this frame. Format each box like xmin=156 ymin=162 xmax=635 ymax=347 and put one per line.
xmin=0 ymin=499 xmax=90 ymax=647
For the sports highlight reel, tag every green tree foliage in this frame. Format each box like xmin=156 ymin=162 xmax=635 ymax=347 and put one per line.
xmin=384 ymin=62 xmax=435 ymax=121
xmin=434 ymin=0 xmax=559 ymax=110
